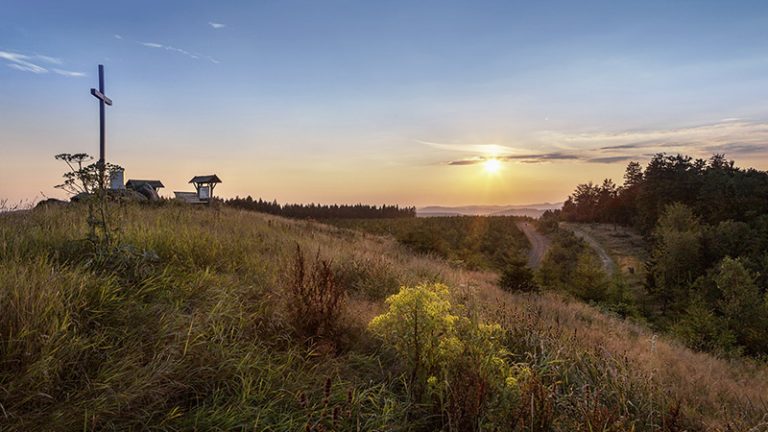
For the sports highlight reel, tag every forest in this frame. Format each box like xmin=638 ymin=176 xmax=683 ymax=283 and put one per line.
xmin=225 ymin=196 xmax=416 ymax=219
xmin=558 ymin=153 xmax=768 ymax=356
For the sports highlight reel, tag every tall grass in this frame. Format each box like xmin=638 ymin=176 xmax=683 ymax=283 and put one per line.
xmin=1 ymin=205 xmax=767 ymax=430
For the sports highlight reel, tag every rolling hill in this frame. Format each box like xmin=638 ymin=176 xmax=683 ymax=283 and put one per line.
xmin=1 ymin=205 xmax=766 ymax=431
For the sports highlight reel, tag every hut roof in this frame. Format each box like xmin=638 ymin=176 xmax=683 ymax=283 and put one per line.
xmin=126 ymin=179 xmax=165 ymax=189
xmin=189 ymin=175 xmax=222 ymax=184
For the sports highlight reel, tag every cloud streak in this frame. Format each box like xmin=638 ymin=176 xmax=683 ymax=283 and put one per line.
xmin=209 ymin=22 xmax=226 ymax=29
xmin=418 ymin=140 xmax=529 ymax=156
xmin=124 ymin=38 xmax=219 ymax=64
xmin=432 ymin=120 xmax=768 ymax=167
xmin=53 ymin=69 xmax=86 ymax=77
xmin=0 ymin=50 xmax=84 ymax=77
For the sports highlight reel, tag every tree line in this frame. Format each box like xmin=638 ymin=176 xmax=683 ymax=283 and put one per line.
xmin=558 ymin=153 xmax=768 ymax=356
xmin=561 ymin=153 xmax=768 ymax=232
xmin=225 ymin=196 xmax=416 ymax=219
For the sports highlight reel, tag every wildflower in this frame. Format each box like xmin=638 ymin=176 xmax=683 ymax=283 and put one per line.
xmin=505 ymin=375 xmax=518 ymax=388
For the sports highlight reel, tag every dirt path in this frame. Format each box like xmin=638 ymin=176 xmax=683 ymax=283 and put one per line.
xmin=565 ymin=225 xmax=616 ymax=275
xmin=516 ymin=221 xmax=550 ymax=268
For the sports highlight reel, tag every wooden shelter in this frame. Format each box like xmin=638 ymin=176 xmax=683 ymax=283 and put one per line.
xmin=189 ymin=175 xmax=221 ymax=201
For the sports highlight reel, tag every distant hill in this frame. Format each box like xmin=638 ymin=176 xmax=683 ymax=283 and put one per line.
xmin=417 ymin=202 xmax=562 ymax=218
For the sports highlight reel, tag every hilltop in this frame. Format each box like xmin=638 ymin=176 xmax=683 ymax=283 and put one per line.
xmin=1 ymin=205 xmax=767 ymax=431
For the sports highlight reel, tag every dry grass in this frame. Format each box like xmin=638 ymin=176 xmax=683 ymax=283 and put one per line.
xmin=478 ymin=285 xmax=768 ymax=430
xmin=1 ymin=205 xmax=767 ymax=430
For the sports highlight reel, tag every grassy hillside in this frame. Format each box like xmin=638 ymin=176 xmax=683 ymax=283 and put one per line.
xmin=1 ymin=205 xmax=767 ymax=431
xmin=328 ymin=216 xmax=529 ymax=271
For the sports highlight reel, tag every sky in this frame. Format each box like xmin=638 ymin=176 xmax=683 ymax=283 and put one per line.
xmin=2 ymin=0 xmax=768 ymax=207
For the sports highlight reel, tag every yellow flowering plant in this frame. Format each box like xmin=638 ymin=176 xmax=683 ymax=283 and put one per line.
xmin=369 ymin=283 xmax=530 ymax=427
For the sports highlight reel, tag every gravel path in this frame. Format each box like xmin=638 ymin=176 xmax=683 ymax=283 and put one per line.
xmin=566 ymin=226 xmax=617 ymax=274
xmin=516 ymin=221 xmax=550 ymax=268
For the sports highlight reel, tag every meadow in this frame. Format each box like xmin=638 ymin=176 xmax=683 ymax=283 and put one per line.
xmin=328 ymin=216 xmax=529 ymax=271
xmin=1 ymin=204 xmax=767 ymax=431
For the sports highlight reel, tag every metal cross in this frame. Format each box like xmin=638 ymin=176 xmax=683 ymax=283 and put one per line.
xmin=90 ymin=64 xmax=112 ymax=167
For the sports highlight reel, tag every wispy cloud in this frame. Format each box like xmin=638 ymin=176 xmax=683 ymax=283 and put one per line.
xmin=447 ymin=152 xmax=580 ymax=166
xmin=130 ymin=39 xmax=219 ymax=64
xmin=0 ymin=50 xmax=84 ymax=77
xmin=540 ymin=120 xmax=768 ymax=160
xmin=209 ymin=22 xmax=226 ymax=29
xmin=0 ymin=51 xmax=48 ymax=73
xmin=586 ymin=156 xmax=637 ymax=164
xmin=418 ymin=140 xmax=525 ymax=156
xmin=114 ymin=32 xmax=220 ymax=64
xmin=53 ymin=69 xmax=86 ymax=77
xmin=35 ymin=55 xmax=62 ymax=65
xmin=431 ymin=120 xmax=768 ymax=167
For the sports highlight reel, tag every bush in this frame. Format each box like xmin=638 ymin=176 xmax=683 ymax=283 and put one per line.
xmin=287 ymin=244 xmax=346 ymax=343
xmin=570 ymin=252 xmax=609 ymax=302
xmin=498 ymin=261 xmax=538 ymax=292
xmin=369 ymin=283 xmax=529 ymax=430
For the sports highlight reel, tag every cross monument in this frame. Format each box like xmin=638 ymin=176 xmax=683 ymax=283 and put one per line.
xmin=90 ymin=64 xmax=113 ymax=168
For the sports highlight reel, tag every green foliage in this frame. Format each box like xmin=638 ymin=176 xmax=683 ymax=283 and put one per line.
xmin=649 ymin=203 xmax=703 ymax=313
xmin=499 ymin=260 xmax=538 ymax=293
xmin=536 ymin=229 xmax=584 ymax=290
xmin=671 ymin=297 xmax=736 ymax=354
xmin=368 ymin=283 xmax=459 ymax=396
xmin=605 ymin=277 xmax=640 ymax=318
xmin=559 ymin=153 xmax=768 ymax=357
xmin=715 ymin=257 xmax=768 ymax=354
xmin=55 ymin=152 xmax=124 ymax=252
xmin=369 ymin=283 xmax=528 ymax=430
xmin=536 ymin=210 xmax=560 ymax=234
xmin=330 ymin=216 xmax=529 ymax=271
xmin=570 ymin=252 xmax=610 ymax=302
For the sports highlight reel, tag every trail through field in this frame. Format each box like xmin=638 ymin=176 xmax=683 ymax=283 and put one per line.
xmin=566 ymin=226 xmax=616 ymax=275
xmin=516 ymin=221 xmax=550 ymax=268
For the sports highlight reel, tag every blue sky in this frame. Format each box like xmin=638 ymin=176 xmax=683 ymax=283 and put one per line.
xmin=2 ymin=0 xmax=768 ymax=205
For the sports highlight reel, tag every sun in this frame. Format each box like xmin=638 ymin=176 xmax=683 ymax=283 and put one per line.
xmin=483 ymin=158 xmax=501 ymax=173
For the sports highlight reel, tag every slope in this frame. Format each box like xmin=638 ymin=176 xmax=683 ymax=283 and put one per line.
xmin=0 ymin=205 xmax=765 ymax=431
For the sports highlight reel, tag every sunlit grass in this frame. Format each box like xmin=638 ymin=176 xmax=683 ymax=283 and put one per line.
xmin=1 ymin=205 xmax=766 ymax=430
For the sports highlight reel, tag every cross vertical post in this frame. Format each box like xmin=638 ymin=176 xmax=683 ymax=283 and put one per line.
xmin=90 ymin=64 xmax=113 ymax=170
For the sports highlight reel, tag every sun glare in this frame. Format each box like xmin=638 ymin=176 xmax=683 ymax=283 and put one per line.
xmin=483 ymin=158 xmax=501 ymax=174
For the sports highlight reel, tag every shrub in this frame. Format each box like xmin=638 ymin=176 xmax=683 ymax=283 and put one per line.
xmin=671 ymin=298 xmax=736 ymax=354
xmin=334 ymin=257 xmax=400 ymax=300
xmin=570 ymin=252 xmax=609 ymax=302
xmin=369 ymin=283 xmax=528 ymax=430
xmin=499 ymin=261 xmax=538 ymax=292
xmin=287 ymin=244 xmax=346 ymax=343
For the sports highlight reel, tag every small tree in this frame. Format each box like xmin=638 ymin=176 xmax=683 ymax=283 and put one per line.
xmin=571 ymin=252 xmax=609 ymax=302
xmin=498 ymin=261 xmax=538 ymax=292
xmin=715 ymin=257 xmax=768 ymax=354
xmin=671 ymin=298 xmax=735 ymax=353
xmin=649 ymin=203 xmax=703 ymax=313
xmin=55 ymin=153 xmax=123 ymax=250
